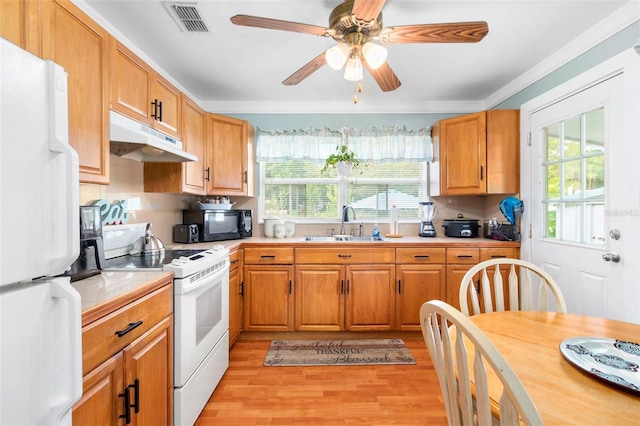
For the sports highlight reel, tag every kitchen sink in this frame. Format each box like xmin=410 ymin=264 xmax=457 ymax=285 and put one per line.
xmin=301 ymin=235 xmax=385 ymax=242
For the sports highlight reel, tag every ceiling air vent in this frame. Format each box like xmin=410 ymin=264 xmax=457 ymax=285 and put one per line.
xmin=165 ymin=2 xmax=210 ymax=32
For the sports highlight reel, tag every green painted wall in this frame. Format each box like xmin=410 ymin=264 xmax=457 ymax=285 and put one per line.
xmin=496 ymin=21 xmax=639 ymax=109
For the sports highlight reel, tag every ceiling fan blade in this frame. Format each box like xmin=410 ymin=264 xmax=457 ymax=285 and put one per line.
xmin=363 ymin=60 xmax=401 ymax=92
xmin=351 ymin=0 xmax=386 ymax=25
xmin=230 ymin=15 xmax=329 ymax=37
xmin=381 ymin=21 xmax=489 ymax=44
xmin=282 ymin=52 xmax=327 ymax=86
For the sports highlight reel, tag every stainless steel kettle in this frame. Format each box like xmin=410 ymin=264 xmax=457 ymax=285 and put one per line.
xmin=130 ymin=223 xmax=165 ymax=256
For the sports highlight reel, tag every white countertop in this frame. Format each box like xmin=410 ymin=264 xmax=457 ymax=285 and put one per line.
xmin=71 ymin=270 xmax=172 ymax=313
xmin=167 ymin=235 xmax=519 ymax=249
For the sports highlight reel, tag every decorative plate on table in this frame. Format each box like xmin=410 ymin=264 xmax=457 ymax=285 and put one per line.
xmin=560 ymin=336 xmax=640 ymax=395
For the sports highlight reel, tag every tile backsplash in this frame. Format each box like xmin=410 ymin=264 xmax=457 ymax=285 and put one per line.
xmin=80 ymin=155 xmax=195 ymax=244
xmin=82 ymin=156 xmax=517 ymax=242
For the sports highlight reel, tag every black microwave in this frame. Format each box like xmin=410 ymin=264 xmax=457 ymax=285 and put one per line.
xmin=182 ymin=209 xmax=252 ymax=242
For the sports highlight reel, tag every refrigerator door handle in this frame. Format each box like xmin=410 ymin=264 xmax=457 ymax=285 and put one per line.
xmin=46 ymin=61 xmax=80 ymax=276
xmin=50 ymin=278 xmax=83 ymax=418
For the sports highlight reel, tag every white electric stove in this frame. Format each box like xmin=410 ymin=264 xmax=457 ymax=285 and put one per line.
xmin=102 ymin=224 xmax=230 ymax=426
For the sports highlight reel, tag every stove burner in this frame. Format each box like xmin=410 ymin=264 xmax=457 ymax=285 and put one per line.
xmin=104 ymin=249 xmax=205 ymax=270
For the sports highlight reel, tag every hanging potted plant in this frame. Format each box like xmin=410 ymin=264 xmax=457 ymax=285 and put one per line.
xmin=320 ymin=144 xmax=363 ymax=177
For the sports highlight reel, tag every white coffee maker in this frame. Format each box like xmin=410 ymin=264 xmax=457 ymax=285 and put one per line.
xmin=419 ymin=201 xmax=437 ymax=237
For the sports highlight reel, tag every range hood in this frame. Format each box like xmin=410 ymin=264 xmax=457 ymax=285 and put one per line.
xmin=109 ymin=110 xmax=197 ymax=162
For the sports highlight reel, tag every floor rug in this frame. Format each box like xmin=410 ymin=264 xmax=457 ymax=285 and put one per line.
xmin=263 ymin=338 xmax=417 ymax=366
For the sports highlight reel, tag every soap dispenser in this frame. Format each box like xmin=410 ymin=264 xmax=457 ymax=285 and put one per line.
xmin=372 ymin=223 xmax=380 ymax=238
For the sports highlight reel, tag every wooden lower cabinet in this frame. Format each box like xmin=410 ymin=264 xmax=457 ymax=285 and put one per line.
xmin=228 ymin=248 xmax=243 ymax=347
xmin=243 ymin=247 xmax=294 ymax=331
xmin=73 ymin=283 xmax=174 ymax=425
xmin=294 ymin=265 xmax=343 ymax=331
xmin=346 ymin=264 xmax=396 ymax=331
xmin=396 ymin=264 xmax=446 ymax=330
xmin=294 ymin=264 xmax=395 ymax=331
xmin=72 ymin=352 xmax=124 ymax=425
xmin=447 ymin=247 xmax=516 ymax=311
xmin=395 ymin=248 xmax=446 ymax=330
xmin=446 ymin=247 xmax=480 ymax=310
xmin=294 ymin=247 xmax=396 ymax=331
xmin=243 ymin=264 xmax=294 ymax=331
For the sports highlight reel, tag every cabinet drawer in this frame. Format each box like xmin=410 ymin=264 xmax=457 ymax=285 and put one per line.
xmin=244 ymin=247 xmax=294 ymax=264
xmin=81 ymin=284 xmax=172 ymax=375
xmin=446 ymin=248 xmax=480 ymax=264
xmin=480 ymin=247 xmax=515 ymax=262
xmin=396 ymin=247 xmax=445 ymax=264
xmin=229 ymin=248 xmax=242 ymax=270
xmin=295 ymin=247 xmax=395 ymax=264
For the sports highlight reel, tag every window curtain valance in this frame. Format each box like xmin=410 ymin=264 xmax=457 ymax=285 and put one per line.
xmin=256 ymin=126 xmax=432 ymax=163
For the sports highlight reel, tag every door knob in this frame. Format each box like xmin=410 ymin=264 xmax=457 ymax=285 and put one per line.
xmin=602 ymin=252 xmax=621 ymax=263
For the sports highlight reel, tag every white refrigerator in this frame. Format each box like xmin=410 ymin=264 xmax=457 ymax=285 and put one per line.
xmin=0 ymin=38 xmax=82 ymax=425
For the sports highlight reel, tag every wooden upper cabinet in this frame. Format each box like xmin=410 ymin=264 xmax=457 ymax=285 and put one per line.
xmin=205 ymin=113 xmax=253 ymax=196
xmin=153 ymin=73 xmax=182 ymax=138
xmin=431 ymin=109 xmax=519 ymax=196
xmin=144 ymin=95 xmax=206 ymax=195
xmin=485 ymin=110 xmax=520 ymax=194
xmin=40 ymin=0 xmax=110 ymax=184
xmin=1 ymin=0 xmax=26 ymax=48
xmin=110 ymin=38 xmax=182 ymax=139
xmin=180 ymin=96 xmax=206 ymax=193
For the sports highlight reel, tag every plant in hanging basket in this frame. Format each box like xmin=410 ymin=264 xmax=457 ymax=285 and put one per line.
xmin=320 ymin=144 xmax=363 ymax=177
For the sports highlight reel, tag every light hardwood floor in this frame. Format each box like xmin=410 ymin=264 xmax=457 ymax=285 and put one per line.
xmin=195 ymin=332 xmax=448 ymax=425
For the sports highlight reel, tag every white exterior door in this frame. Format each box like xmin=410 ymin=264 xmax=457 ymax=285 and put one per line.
xmin=521 ymin=48 xmax=640 ymax=324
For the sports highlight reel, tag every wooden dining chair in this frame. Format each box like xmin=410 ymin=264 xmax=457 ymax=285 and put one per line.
xmin=420 ymin=300 xmax=543 ymax=426
xmin=459 ymin=258 xmax=567 ymax=316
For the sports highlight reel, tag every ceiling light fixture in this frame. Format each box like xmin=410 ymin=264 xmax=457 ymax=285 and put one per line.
xmin=324 ymin=33 xmax=388 ymax=83
xmin=325 ymin=43 xmax=350 ymax=70
xmin=343 ymin=55 xmax=363 ymax=81
xmin=362 ymin=42 xmax=387 ymax=69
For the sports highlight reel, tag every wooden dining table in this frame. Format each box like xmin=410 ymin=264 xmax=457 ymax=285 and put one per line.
xmin=466 ymin=311 xmax=640 ymax=425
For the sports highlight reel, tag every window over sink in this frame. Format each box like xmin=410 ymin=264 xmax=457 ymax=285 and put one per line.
xmin=256 ymin=126 xmax=432 ymax=222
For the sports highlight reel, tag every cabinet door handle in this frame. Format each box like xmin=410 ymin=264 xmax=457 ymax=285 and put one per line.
xmin=205 ymin=167 xmax=210 ymax=182
xmin=244 ymin=170 xmax=248 ymax=183
xmin=151 ymin=99 xmax=159 ymax=120
xmin=457 ymin=255 xmax=473 ymax=259
xmin=340 ymin=279 xmax=344 ymax=295
xmin=491 ymin=255 xmax=507 ymax=258
xmin=338 ymin=254 xmax=352 ymax=259
xmin=118 ymin=383 xmax=133 ymax=424
xmin=130 ymin=379 xmax=140 ymax=414
xmin=414 ymin=255 xmax=430 ymax=259
xmin=230 ymin=259 xmax=239 ymax=264
xmin=397 ymin=279 xmax=402 ymax=294
xmin=239 ymin=281 xmax=244 ymax=296
xmin=288 ymin=280 xmax=292 ymax=295
xmin=115 ymin=320 xmax=143 ymax=337
xmin=157 ymin=101 xmax=163 ymax=122
xmin=480 ymin=165 xmax=484 ymax=180
xmin=260 ymin=255 xmax=276 ymax=259
xmin=346 ymin=279 xmax=350 ymax=295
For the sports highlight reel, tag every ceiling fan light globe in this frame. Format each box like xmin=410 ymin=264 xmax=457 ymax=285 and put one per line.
xmin=325 ymin=43 xmax=349 ymax=70
xmin=362 ymin=42 xmax=387 ymax=70
xmin=344 ymin=56 xmax=363 ymax=81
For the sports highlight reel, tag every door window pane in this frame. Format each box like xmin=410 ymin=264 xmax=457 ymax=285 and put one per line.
xmin=542 ymin=107 xmax=605 ymax=245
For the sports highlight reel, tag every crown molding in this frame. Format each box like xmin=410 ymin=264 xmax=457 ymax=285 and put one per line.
xmin=200 ymin=100 xmax=486 ymax=114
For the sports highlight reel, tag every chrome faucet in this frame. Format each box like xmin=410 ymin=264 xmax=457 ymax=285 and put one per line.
xmin=340 ymin=205 xmax=356 ymax=235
